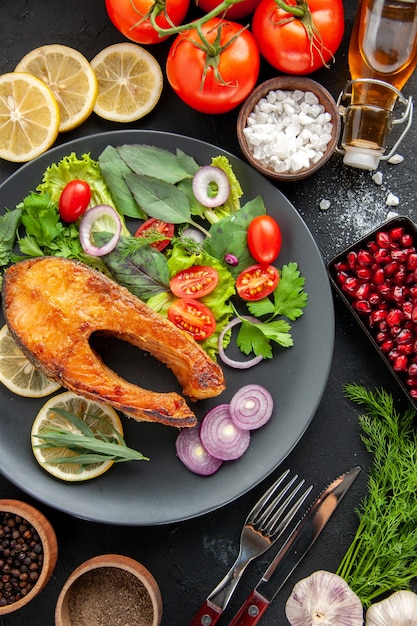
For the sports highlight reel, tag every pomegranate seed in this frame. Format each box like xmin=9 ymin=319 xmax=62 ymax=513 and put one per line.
xmin=398 ymin=342 xmax=414 ymax=355
xmin=333 ymin=261 xmax=349 ymax=272
xmin=412 ymin=306 xmax=417 ymax=323
xmin=369 ymin=292 xmax=382 ymax=306
xmin=403 ymin=301 xmax=414 ymax=319
xmin=390 ymin=324 xmax=401 ymax=337
xmin=407 ymin=253 xmax=417 ymax=270
xmin=410 ymin=389 xmax=417 ymax=399
xmin=367 ymin=240 xmax=378 ymax=253
xmin=353 ymin=300 xmax=371 ymax=314
xmin=394 ymin=265 xmax=407 ymax=285
xmin=373 ymin=268 xmax=385 ymax=285
xmin=347 ymin=251 xmax=358 ymax=268
xmin=393 ymin=355 xmax=409 ymax=372
xmin=336 ymin=271 xmax=348 ymax=285
xmin=390 ymin=226 xmax=404 ymax=241
xmin=342 ymin=277 xmax=359 ymax=293
xmin=386 ymin=309 xmax=403 ymax=327
xmin=373 ymin=248 xmax=391 ymax=264
xmin=378 ymin=283 xmax=391 ymax=298
xmin=391 ymin=249 xmax=408 ymax=262
xmin=380 ymin=339 xmax=395 ymax=353
xmin=376 ymin=231 xmax=391 ymax=248
xmin=371 ymin=309 xmax=387 ymax=324
xmin=356 ymin=267 xmax=371 ymax=280
xmin=391 ymin=285 xmax=405 ymax=302
xmin=355 ymin=283 xmax=371 ymax=299
xmin=400 ymin=233 xmax=414 ymax=247
xmin=384 ymin=261 xmax=399 ymax=276
xmin=388 ymin=347 xmax=400 ymax=361
xmin=408 ymin=363 xmax=417 ymax=377
xmin=357 ymin=249 xmax=373 ymax=265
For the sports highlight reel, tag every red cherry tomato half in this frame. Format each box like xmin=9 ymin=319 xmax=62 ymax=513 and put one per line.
xmin=168 ymin=298 xmax=216 ymax=340
xmin=247 ymin=215 xmax=282 ymax=265
xmin=58 ymin=180 xmax=91 ymax=223
xmin=134 ymin=218 xmax=175 ymax=251
xmin=236 ymin=264 xmax=279 ymax=301
xmin=170 ymin=265 xmax=219 ymax=299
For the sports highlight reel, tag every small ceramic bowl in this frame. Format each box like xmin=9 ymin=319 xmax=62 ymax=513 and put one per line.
xmin=0 ymin=499 xmax=58 ymax=615
xmin=55 ymin=554 xmax=163 ymax=626
xmin=237 ymin=76 xmax=341 ymax=182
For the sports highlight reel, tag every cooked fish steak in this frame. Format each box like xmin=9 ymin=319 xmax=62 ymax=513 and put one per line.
xmin=2 ymin=257 xmax=225 ymax=427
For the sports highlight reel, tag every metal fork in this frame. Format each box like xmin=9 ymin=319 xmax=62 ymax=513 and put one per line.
xmin=188 ymin=469 xmax=313 ymax=626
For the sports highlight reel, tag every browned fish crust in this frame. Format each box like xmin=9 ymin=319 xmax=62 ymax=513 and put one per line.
xmin=2 ymin=257 xmax=226 ymax=428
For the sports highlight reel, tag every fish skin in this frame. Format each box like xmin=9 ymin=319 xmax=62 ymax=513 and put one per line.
xmin=2 ymin=257 xmax=226 ymax=428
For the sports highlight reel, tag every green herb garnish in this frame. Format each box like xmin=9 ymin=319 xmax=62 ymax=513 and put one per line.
xmin=337 ymin=384 xmax=417 ymax=607
xmin=33 ymin=408 xmax=149 ymax=468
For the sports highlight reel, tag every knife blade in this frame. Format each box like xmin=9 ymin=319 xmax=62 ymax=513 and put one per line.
xmin=227 ymin=465 xmax=361 ymax=626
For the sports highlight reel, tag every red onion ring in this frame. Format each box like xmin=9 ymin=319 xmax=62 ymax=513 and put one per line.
xmin=175 ymin=426 xmax=223 ymax=476
xmin=229 ymin=384 xmax=273 ymax=430
xmin=218 ymin=316 xmax=264 ymax=369
xmin=192 ymin=166 xmax=230 ymax=208
xmin=200 ymin=404 xmax=250 ymax=461
xmin=79 ymin=204 xmax=122 ymax=257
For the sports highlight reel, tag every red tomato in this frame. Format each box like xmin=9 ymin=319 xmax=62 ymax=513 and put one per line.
xmin=166 ymin=18 xmax=260 ymax=114
xmin=170 ymin=265 xmax=219 ymax=298
xmin=247 ymin=215 xmax=282 ymax=265
xmin=196 ymin=0 xmax=261 ymax=20
xmin=168 ymin=298 xmax=216 ymax=340
xmin=236 ymin=264 xmax=279 ymax=301
xmin=134 ymin=218 xmax=175 ymax=251
xmin=105 ymin=0 xmax=190 ymax=45
xmin=251 ymin=0 xmax=344 ymax=75
xmin=58 ymin=180 xmax=91 ymax=223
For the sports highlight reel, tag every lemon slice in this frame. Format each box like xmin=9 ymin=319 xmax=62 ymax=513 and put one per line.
xmin=15 ymin=44 xmax=98 ymax=132
xmin=90 ymin=42 xmax=163 ymax=122
xmin=0 ymin=72 xmax=60 ymax=162
xmin=0 ymin=325 xmax=61 ymax=397
xmin=31 ymin=391 xmax=123 ymax=481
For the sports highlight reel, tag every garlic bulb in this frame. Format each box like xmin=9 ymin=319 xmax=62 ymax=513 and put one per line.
xmin=285 ymin=570 xmax=363 ymax=626
xmin=365 ymin=590 xmax=417 ymax=626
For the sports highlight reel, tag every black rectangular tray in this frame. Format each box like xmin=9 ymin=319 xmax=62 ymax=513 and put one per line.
xmin=327 ymin=215 xmax=417 ymax=410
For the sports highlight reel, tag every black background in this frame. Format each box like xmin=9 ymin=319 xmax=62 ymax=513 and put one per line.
xmin=0 ymin=0 xmax=416 ymax=624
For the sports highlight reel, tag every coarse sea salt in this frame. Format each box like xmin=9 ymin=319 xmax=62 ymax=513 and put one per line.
xmin=243 ymin=89 xmax=333 ymax=174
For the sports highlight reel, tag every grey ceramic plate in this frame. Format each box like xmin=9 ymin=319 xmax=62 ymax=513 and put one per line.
xmin=0 ymin=130 xmax=334 ymax=525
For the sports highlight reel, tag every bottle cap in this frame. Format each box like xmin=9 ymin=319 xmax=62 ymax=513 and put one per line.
xmin=342 ymin=145 xmax=383 ymax=171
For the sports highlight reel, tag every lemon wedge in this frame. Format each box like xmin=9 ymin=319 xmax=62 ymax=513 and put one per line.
xmin=15 ymin=44 xmax=98 ymax=132
xmin=0 ymin=72 xmax=60 ymax=162
xmin=0 ymin=325 xmax=61 ymax=397
xmin=90 ymin=42 xmax=163 ymax=122
xmin=31 ymin=391 xmax=124 ymax=482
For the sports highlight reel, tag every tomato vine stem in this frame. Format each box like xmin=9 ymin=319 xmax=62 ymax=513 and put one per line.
xmin=148 ymin=0 xmax=245 ymax=37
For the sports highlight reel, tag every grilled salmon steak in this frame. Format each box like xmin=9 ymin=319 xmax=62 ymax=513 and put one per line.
xmin=2 ymin=257 xmax=225 ymax=427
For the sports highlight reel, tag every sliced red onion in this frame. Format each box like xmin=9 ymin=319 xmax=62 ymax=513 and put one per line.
xmin=200 ymin=404 xmax=250 ymax=461
xmin=229 ymin=384 xmax=273 ymax=430
xmin=79 ymin=204 xmax=122 ymax=257
xmin=192 ymin=166 xmax=230 ymax=208
xmin=175 ymin=426 xmax=222 ymax=476
xmin=218 ymin=316 xmax=264 ymax=369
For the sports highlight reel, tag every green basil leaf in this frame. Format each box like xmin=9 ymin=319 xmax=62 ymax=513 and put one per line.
xmin=118 ymin=144 xmax=196 ymax=184
xmin=97 ymin=233 xmax=170 ymax=301
xmin=125 ymin=173 xmax=193 ymax=225
xmin=98 ymin=146 xmax=147 ymax=220
xmin=0 ymin=208 xmax=22 ymax=266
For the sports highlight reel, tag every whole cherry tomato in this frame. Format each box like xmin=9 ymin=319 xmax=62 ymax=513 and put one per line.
xmin=105 ymin=0 xmax=190 ymax=45
xmin=195 ymin=0 xmax=261 ymax=20
xmin=236 ymin=263 xmax=279 ymax=300
xmin=58 ymin=180 xmax=91 ymax=223
xmin=168 ymin=298 xmax=216 ymax=340
xmin=166 ymin=18 xmax=260 ymax=114
xmin=251 ymin=0 xmax=344 ymax=75
xmin=134 ymin=218 xmax=175 ymax=251
xmin=247 ymin=215 xmax=282 ymax=265
xmin=170 ymin=265 xmax=219 ymax=298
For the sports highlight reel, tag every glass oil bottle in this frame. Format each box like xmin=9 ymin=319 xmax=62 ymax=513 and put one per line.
xmin=338 ymin=0 xmax=417 ymax=170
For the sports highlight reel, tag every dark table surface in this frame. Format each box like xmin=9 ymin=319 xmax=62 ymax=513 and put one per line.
xmin=0 ymin=0 xmax=416 ymax=624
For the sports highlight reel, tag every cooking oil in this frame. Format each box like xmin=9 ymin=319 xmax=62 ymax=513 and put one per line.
xmin=340 ymin=0 xmax=417 ymax=169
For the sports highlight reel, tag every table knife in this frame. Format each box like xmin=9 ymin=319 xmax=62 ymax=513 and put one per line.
xmin=227 ymin=465 xmax=361 ymax=626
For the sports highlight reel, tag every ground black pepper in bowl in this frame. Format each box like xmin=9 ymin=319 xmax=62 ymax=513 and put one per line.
xmin=67 ymin=567 xmax=154 ymax=626
xmin=0 ymin=511 xmax=44 ymax=607
xmin=55 ymin=554 xmax=162 ymax=626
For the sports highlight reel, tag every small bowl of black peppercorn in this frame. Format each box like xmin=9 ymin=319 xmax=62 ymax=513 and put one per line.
xmin=55 ymin=554 xmax=163 ymax=626
xmin=0 ymin=499 xmax=58 ymax=615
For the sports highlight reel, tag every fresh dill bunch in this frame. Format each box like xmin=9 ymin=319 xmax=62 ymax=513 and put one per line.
xmin=337 ymin=384 xmax=417 ymax=608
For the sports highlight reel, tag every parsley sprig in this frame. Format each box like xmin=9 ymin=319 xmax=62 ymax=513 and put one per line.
xmin=337 ymin=385 xmax=417 ymax=607
xmin=235 ymin=262 xmax=308 ymax=359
